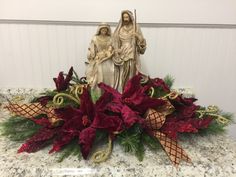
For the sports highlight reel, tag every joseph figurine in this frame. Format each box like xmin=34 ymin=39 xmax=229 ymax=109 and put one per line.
xmin=113 ymin=10 xmax=147 ymax=92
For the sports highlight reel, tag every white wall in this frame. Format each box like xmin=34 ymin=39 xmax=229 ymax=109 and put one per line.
xmin=1 ymin=0 xmax=236 ymax=24
xmin=0 ymin=1 xmax=235 ymax=138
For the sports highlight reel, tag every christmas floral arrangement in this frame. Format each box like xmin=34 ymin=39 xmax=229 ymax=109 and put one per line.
xmin=0 ymin=67 xmax=233 ymax=166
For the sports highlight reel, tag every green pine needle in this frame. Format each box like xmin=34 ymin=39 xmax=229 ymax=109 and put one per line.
xmin=90 ymin=90 xmax=101 ymax=104
xmin=152 ymin=87 xmax=167 ymax=98
xmin=198 ymin=120 xmax=226 ymax=136
xmin=117 ymin=124 xmax=144 ymax=161
xmin=57 ymin=140 xmax=81 ymax=162
xmin=135 ymin=140 xmax=145 ymax=161
xmin=163 ymin=75 xmax=175 ymax=89
xmin=0 ymin=116 xmax=41 ymax=141
xmin=141 ymin=132 xmax=161 ymax=151
xmin=220 ymin=112 xmax=234 ymax=124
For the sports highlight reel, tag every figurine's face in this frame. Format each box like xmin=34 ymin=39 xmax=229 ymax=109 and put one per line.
xmin=122 ymin=13 xmax=130 ymax=24
xmin=100 ymin=27 xmax=108 ymax=35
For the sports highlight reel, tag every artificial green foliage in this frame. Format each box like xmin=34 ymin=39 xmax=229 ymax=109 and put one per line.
xmin=152 ymin=87 xmax=167 ymax=98
xmin=57 ymin=139 xmax=81 ymax=162
xmin=90 ymin=89 xmax=102 ymax=104
xmin=198 ymin=120 xmax=226 ymax=136
xmin=141 ymin=132 xmax=161 ymax=151
xmin=94 ymin=130 xmax=108 ymax=144
xmin=30 ymin=90 xmax=58 ymax=103
xmin=135 ymin=139 xmax=145 ymax=161
xmin=63 ymin=70 xmax=86 ymax=84
xmin=117 ymin=124 xmax=145 ymax=161
xmin=163 ymin=75 xmax=175 ymax=89
xmin=0 ymin=116 xmax=41 ymax=141
xmin=221 ymin=112 xmax=234 ymax=124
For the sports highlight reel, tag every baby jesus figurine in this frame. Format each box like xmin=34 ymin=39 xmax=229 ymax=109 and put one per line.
xmin=95 ymin=46 xmax=114 ymax=63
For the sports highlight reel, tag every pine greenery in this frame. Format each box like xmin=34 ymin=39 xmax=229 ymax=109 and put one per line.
xmin=57 ymin=139 xmax=81 ymax=162
xmin=0 ymin=116 xmax=41 ymax=141
xmin=141 ymin=132 xmax=161 ymax=151
xmin=163 ymin=75 xmax=175 ymax=89
xmin=117 ymin=124 xmax=145 ymax=161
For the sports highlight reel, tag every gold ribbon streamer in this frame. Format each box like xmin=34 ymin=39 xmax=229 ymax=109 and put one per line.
xmin=145 ymin=108 xmax=191 ymax=166
xmin=5 ymin=103 xmax=61 ymax=126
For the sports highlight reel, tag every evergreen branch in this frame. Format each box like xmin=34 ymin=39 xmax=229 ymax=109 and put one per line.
xmin=142 ymin=132 xmax=161 ymax=151
xmin=0 ymin=116 xmax=41 ymax=141
xmin=117 ymin=124 xmax=145 ymax=161
xmin=198 ymin=120 xmax=226 ymax=136
xmin=163 ymin=75 xmax=175 ymax=89
xmin=57 ymin=140 xmax=81 ymax=162
xmin=135 ymin=140 xmax=145 ymax=161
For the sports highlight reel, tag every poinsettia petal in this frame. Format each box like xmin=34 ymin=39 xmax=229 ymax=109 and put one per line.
xmin=123 ymin=74 xmax=142 ymax=98
xmin=190 ymin=117 xmax=213 ymax=129
xmin=79 ymin=127 xmax=96 ymax=159
xmin=37 ymin=96 xmax=52 ymax=106
xmin=121 ymin=105 xmax=143 ymax=128
xmin=177 ymin=120 xmax=198 ymax=133
xmin=98 ymin=83 xmax=121 ymax=99
xmin=80 ymin=89 xmax=95 ymax=120
xmin=49 ymin=132 xmax=75 ymax=153
xmin=18 ymin=128 xmax=56 ymax=153
xmin=91 ymin=112 xmax=123 ymax=133
xmin=32 ymin=117 xmax=52 ymax=127
xmin=64 ymin=67 xmax=73 ymax=88
xmin=54 ymin=106 xmax=82 ymax=121
xmin=150 ymin=77 xmax=170 ymax=92
xmin=53 ymin=72 xmax=65 ymax=91
xmin=95 ymin=91 xmax=113 ymax=111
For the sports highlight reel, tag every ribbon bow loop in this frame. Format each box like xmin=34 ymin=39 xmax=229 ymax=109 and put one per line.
xmin=145 ymin=102 xmax=191 ymax=166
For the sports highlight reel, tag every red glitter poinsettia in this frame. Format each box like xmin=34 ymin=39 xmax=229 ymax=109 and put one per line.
xmin=53 ymin=67 xmax=73 ymax=91
xmin=160 ymin=96 xmax=213 ymax=139
xmin=17 ymin=118 xmax=57 ymax=153
xmin=147 ymin=77 xmax=170 ymax=92
xmin=99 ymin=74 xmax=166 ymax=128
xmin=51 ymin=88 xmax=123 ymax=159
xmin=18 ymin=87 xmax=123 ymax=159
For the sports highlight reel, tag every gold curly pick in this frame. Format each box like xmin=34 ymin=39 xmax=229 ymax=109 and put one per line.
xmin=91 ymin=137 xmax=112 ymax=163
xmin=196 ymin=105 xmax=229 ymax=125
xmin=69 ymin=84 xmax=86 ymax=100
xmin=53 ymin=93 xmax=80 ymax=106
xmin=161 ymin=91 xmax=179 ymax=100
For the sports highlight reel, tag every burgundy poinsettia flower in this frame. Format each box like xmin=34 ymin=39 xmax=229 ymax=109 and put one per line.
xmin=170 ymin=96 xmax=199 ymax=120
xmin=18 ymin=87 xmax=123 ymax=159
xmin=160 ymin=114 xmax=213 ymax=139
xmin=18 ymin=118 xmax=57 ymax=153
xmin=51 ymin=88 xmax=123 ymax=159
xmin=99 ymin=74 xmax=166 ymax=128
xmin=148 ymin=77 xmax=170 ymax=92
xmin=36 ymin=96 xmax=53 ymax=106
xmin=53 ymin=67 xmax=73 ymax=91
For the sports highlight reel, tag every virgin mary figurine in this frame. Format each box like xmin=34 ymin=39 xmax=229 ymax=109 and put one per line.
xmin=86 ymin=23 xmax=114 ymax=93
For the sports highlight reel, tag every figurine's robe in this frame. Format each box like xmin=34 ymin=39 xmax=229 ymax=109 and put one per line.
xmin=86 ymin=35 xmax=114 ymax=92
xmin=113 ymin=13 xmax=146 ymax=92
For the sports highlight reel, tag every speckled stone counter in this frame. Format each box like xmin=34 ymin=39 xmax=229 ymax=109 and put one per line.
xmin=0 ymin=89 xmax=236 ymax=177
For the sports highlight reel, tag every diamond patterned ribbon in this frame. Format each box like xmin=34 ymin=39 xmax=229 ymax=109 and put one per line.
xmin=5 ymin=103 xmax=61 ymax=125
xmin=145 ymin=102 xmax=191 ymax=166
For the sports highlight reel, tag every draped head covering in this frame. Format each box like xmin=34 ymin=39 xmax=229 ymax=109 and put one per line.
xmin=96 ymin=23 xmax=112 ymax=36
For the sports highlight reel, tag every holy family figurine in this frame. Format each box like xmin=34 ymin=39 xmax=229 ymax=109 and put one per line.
xmin=86 ymin=10 xmax=147 ymax=93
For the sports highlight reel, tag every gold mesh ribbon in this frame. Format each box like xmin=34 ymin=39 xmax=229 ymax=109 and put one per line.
xmin=5 ymin=103 xmax=61 ymax=126
xmin=145 ymin=105 xmax=191 ymax=166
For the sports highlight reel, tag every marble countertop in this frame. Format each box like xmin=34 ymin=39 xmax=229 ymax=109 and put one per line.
xmin=0 ymin=89 xmax=236 ymax=177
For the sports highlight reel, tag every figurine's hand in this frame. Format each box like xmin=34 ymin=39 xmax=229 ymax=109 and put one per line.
xmin=132 ymin=32 xmax=142 ymax=41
